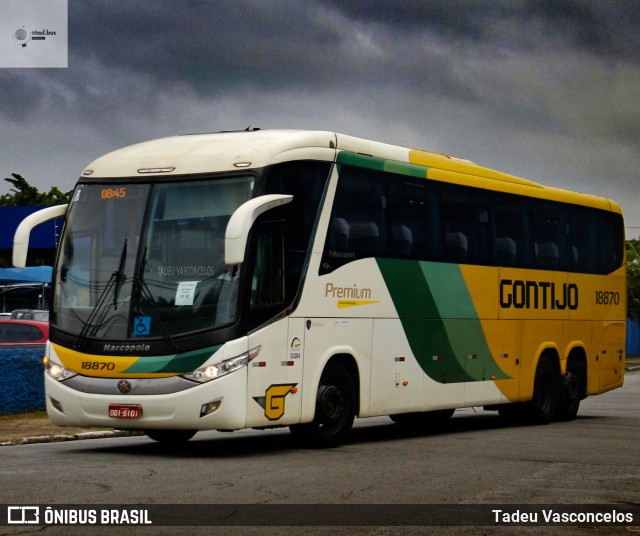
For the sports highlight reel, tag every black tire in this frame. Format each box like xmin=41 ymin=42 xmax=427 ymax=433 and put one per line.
xmin=498 ymin=356 xmax=557 ymax=425
xmin=555 ymin=368 xmax=582 ymax=421
xmin=526 ymin=356 xmax=558 ymax=424
xmin=290 ymin=363 xmax=356 ymax=448
xmin=390 ymin=409 xmax=455 ymax=426
xmin=144 ymin=429 xmax=197 ymax=443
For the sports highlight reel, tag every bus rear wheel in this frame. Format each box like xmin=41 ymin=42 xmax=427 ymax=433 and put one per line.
xmin=144 ymin=429 xmax=197 ymax=443
xmin=555 ymin=367 xmax=582 ymax=421
xmin=290 ymin=363 xmax=356 ymax=448
xmin=499 ymin=356 xmax=557 ymax=425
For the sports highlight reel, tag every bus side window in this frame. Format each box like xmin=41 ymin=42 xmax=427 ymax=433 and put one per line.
xmin=321 ymin=166 xmax=385 ymax=273
xmin=493 ymin=196 xmax=529 ymax=267
xmin=388 ymin=177 xmax=437 ymax=260
xmin=440 ymin=184 xmax=489 ymax=264
xmin=387 ymin=177 xmax=428 ymax=259
xmin=569 ymin=208 xmax=596 ymax=273
xmin=532 ymin=202 xmax=565 ymax=270
xmin=596 ymin=212 xmax=624 ymax=274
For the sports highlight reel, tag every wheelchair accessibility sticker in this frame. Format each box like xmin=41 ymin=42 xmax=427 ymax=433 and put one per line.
xmin=133 ymin=316 xmax=151 ymax=336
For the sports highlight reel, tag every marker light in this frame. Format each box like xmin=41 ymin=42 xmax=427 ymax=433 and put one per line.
xmin=137 ymin=167 xmax=175 ymax=174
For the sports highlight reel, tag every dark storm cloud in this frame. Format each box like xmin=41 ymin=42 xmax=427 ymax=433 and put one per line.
xmin=320 ymin=0 xmax=640 ymax=61
xmin=3 ymin=0 xmax=635 ymax=130
xmin=70 ymin=0 xmax=339 ymax=92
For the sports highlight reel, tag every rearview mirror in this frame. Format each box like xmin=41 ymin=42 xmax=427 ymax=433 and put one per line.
xmin=13 ymin=204 xmax=68 ymax=268
xmin=224 ymin=194 xmax=292 ymax=265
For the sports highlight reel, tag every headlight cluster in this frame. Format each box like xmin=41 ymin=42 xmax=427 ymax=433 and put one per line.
xmin=43 ymin=356 xmax=77 ymax=381
xmin=182 ymin=346 xmax=260 ymax=383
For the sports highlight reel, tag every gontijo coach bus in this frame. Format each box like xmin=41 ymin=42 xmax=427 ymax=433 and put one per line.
xmin=14 ymin=130 xmax=626 ymax=446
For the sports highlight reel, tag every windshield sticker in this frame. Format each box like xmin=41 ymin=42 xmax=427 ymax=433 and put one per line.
xmin=133 ymin=316 xmax=151 ymax=336
xmin=175 ymin=281 xmax=199 ymax=306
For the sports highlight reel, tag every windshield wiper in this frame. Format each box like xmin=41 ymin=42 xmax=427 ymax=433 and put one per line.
xmin=75 ymin=239 xmax=128 ymax=349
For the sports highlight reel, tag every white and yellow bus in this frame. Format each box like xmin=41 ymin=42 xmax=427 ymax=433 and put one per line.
xmin=14 ymin=130 xmax=627 ymax=446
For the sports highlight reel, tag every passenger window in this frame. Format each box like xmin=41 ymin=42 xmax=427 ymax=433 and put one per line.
xmin=568 ymin=208 xmax=596 ymax=273
xmin=532 ymin=203 xmax=564 ymax=270
xmin=388 ymin=179 xmax=437 ymax=259
xmin=440 ymin=185 xmax=489 ymax=264
xmin=321 ymin=166 xmax=385 ymax=273
xmin=596 ymin=213 xmax=624 ymax=274
xmin=493 ymin=197 xmax=529 ymax=266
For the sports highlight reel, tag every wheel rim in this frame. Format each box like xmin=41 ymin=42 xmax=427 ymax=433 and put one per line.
xmin=564 ymin=371 xmax=579 ymax=400
xmin=317 ymin=384 xmax=346 ymax=430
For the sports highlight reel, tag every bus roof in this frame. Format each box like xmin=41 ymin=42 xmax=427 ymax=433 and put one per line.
xmin=81 ymin=129 xmax=621 ymax=214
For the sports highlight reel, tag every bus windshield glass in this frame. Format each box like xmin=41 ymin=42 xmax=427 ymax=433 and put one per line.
xmin=53 ymin=176 xmax=255 ymax=341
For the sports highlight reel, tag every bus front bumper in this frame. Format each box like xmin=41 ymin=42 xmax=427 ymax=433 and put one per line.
xmin=43 ymin=369 xmax=248 ymax=431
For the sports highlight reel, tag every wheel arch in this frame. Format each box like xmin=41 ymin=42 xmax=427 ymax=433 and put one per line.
xmin=324 ymin=353 xmax=361 ymax=416
xmin=301 ymin=347 xmax=362 ymax=421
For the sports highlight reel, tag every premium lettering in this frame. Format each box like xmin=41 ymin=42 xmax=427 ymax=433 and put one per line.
xmin=499 ymin=279 xmax=578 ymax=310
xmin=325 ymin=283 xmax=372 ymax=300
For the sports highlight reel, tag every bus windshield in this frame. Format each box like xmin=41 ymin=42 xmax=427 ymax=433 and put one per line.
xmin=53 ymin=176 xmax=255 ymax=342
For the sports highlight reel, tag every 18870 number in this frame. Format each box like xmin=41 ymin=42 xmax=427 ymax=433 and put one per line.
xmin=595 ymin=290 xmax=620 ymax=305
xmin=81 ymin=361 xmax=115 ymax=371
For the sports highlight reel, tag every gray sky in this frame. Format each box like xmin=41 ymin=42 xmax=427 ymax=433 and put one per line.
xmin=1 ymin=0 xmax=639 ymax=237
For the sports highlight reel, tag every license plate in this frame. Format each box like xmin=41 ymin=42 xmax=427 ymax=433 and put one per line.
xmin=108 ymin=404 xmax=142 ymax=419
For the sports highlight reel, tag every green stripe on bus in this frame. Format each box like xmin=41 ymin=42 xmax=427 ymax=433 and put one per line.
xmin=336 ymin=151 xmax=385 ymax=171
xmin=377 ymin=258 xmax=509 ymax=383
xmin=122 ymin=345 xmax=222 ymax=374
xmin=336 ymin=152 xmax=429 ymax=179
xmin=383 ymin=160 xmax=429 ymax=179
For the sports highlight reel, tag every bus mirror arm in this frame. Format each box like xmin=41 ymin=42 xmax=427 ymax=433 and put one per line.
xmin=225 ymin=194 xmax=293 ymax=265
xmin=13 ymin=204 xmax=68 ymax=268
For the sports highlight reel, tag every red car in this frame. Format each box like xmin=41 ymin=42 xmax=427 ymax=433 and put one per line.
xmin=0 ymin=319 xmax=49 ymax=347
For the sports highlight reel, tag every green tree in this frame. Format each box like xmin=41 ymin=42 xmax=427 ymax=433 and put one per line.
xmin=0 ymin=173 xmax=71 ymax=206
xmin=628 ymin=239 xmax=640 ymax=321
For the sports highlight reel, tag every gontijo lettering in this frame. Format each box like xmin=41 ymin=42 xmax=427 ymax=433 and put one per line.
xmin=500 ymin=279 xmax=578 ymax=310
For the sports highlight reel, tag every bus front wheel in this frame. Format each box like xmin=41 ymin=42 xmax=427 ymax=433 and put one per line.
xmin=290 ymin=363 xmax=356 ymax=448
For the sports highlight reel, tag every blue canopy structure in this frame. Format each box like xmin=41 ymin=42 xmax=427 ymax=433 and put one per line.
xmin=0 ymin=266 xmax=52 ymax=285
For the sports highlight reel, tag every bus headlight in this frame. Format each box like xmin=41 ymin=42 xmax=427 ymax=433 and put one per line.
xmin=43 ymin=356 xmax=77 ymax=381
xmin=182 ymin=346 xmax=260 ymax=383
